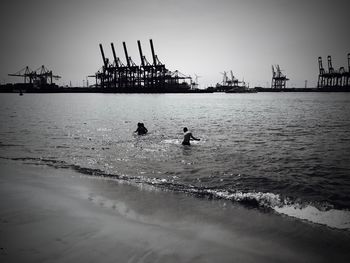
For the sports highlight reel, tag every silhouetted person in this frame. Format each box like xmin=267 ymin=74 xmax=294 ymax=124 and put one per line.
xmin=134 ymin=122 xmax=148 ymax=135
xmin=182 ymin=127 xmax=200 ymax=146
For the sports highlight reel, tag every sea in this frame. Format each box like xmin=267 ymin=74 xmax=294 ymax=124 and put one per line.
xmin=0 ymin=92 xmax=350 ymax=230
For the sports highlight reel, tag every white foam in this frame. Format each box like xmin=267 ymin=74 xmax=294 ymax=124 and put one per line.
xmin=206 ymin=189 xmax=350 ymax=230
xmin=206 ymin=190 xmax=283 ymax=207
xmin=162 ymin=139 xmax=180 ymax=144
xmin=162 ymin=139 xmax=201 ymax=145
xmin=274 ymin=205 xmax=350 ymax=230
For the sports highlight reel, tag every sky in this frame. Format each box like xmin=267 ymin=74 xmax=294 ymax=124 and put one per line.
xmin=0 ymin=0 xmax=349 ymax=88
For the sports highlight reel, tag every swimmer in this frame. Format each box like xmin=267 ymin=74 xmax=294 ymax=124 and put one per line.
xmin=182 ymin=127 xmax=200 ymax=146
xmin=134 ymin=122 xmax=148 ymax=135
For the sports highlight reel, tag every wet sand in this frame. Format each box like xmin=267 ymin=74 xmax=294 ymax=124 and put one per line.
xmin=0 ymin=159 xmax=349 ymax=263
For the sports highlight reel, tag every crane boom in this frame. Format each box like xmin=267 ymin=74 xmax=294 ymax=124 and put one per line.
xmin=99 ymin=44 xmax=108 ymax=68
xmin=137 ymin=40 xmax=145 ymax=67
xmin=123 ymin=42 xmax=130 ymax=67
xmin=149 ymin=39 xmax=157 ymax=66
xmin=111 ymin=43 xmax=119 ymax=67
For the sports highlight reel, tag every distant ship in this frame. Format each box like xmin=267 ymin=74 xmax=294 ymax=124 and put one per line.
xmin=215 ymin=70 xmax=257 ymax=93
xmin=225 ymin=85 xmax=257 ymax=93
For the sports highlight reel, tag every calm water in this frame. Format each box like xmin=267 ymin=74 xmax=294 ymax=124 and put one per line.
xmin=1 ymin=93 xmax=350 ymax=229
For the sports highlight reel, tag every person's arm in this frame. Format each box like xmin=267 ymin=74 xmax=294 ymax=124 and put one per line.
xmin=190 ymin=134 xmax=200 ymax=141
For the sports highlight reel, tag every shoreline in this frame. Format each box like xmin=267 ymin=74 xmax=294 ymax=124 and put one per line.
xmin=1 ymin=159 xmax=350 ymax=262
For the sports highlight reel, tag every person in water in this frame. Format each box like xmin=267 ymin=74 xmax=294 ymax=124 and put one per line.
xmin=134 ymin=122 xmax=148 ymax=135
xmin=182 ymin=127 xmax=200 ymax=145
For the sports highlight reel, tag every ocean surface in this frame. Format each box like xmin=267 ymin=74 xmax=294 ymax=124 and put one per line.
xmin=1 ymin=92 xmax=350 ymax=230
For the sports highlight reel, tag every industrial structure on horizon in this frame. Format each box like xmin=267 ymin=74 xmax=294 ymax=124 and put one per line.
xmin=8 ymin=65 xmax=61 ymax=88
xmin=2 ymin=45 xmax=350 ymax=93
xmin=317 ymin=54 xmax=350 ymax=90
xmin=89 ymin=39 xmax=196 ymax=92
xmin=271 ymin=65 xmax=289 ymax=89
xmin=214 ymin=71 xmax=256 ymax=93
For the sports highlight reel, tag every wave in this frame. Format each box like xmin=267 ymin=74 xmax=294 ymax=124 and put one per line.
xmin=2 ymin=156 xmax=350 ymax=230
xmin=274 ymin=205 xmax=350 ymax=230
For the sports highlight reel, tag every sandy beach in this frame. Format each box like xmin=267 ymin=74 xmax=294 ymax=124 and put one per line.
xmin=0 ymin=159 xmax=349 ymax=263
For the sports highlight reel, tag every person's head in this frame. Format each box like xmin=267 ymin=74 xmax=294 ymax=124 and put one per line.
xmin=137 ymin=122 xmax=142 ymax=127
xmin=183 ymin=127 xmax=188 ymax=133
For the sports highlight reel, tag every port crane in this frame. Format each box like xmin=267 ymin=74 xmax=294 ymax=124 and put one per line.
xmin=8 ymin=66 xmax=35 ymax=84
xmin=317 ymin=54 xmax=349 ymax=89
xmin=271 ymin=65 xmax=289 ymax=89
xmin=8 ymin=65 xmax=61 ymax=86
xmin=191 ymin=74 xmax=201 ymax=89
xmin=91 ymin=39 xmax=192 ymax=91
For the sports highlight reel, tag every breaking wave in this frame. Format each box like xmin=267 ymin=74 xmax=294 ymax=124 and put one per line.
xmin=3 ymin=156 xmax=350 ymax=230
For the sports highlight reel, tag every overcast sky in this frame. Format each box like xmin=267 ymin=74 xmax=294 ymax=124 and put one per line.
xmin=0 ymin=0 xmax=349 ymax=88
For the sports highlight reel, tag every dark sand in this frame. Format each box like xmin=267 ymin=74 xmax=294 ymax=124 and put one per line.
xmin=0 ymin=159 xmax=349 ymax=263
